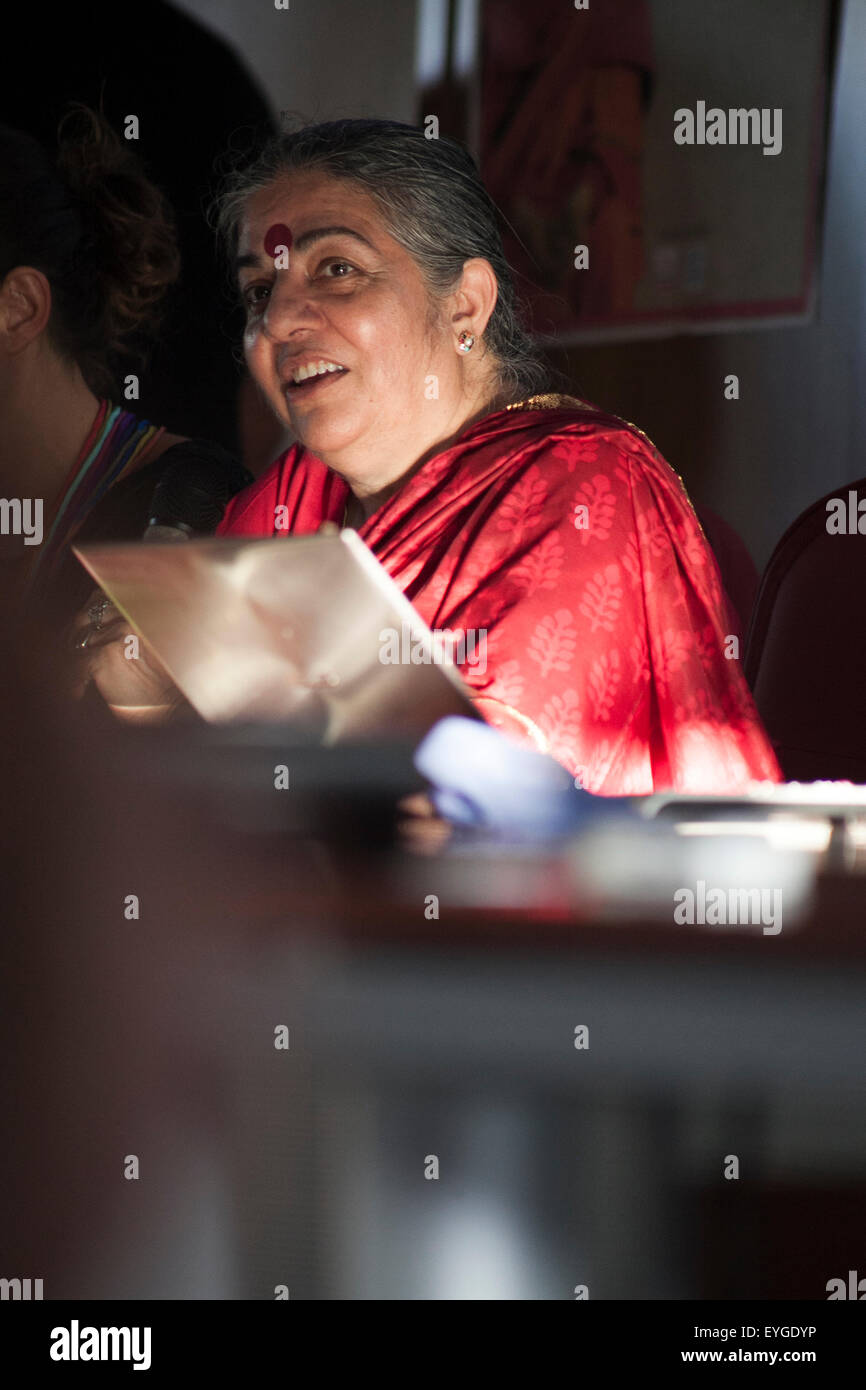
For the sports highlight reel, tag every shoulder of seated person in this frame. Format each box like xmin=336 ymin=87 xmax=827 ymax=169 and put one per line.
xmin=154 ymin=430 xmax=188 ymax=456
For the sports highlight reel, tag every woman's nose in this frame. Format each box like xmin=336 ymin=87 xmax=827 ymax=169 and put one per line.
xmin=261 ymin=277 xmax=320 ymax=343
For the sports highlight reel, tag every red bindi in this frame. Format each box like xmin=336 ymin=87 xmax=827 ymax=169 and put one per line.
xmin=264 ymin=223 xmax=293 ymax=259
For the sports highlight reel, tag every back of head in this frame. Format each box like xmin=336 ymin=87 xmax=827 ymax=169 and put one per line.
xmin=0 ymin=105 xmax=180 ymax=397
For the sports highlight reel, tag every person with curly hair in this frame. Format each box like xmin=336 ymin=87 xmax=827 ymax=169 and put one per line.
xmin=0 ymin=106 xmax=246 ymax=639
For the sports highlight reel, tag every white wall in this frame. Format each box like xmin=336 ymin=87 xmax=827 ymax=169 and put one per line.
xmin=173 ymin=0 xmax=420 ymax=124
xmin=693 ymin=0 xmax=866 ymax=564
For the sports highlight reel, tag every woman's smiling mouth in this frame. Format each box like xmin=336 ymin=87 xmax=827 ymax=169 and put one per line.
xmin=284 ymin=359 xmax=349 ymax=396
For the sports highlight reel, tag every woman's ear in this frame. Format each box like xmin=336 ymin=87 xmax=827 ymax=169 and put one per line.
xmin=450 ymin=257 xmax=499 ymax=341
xmin=0 ymin=267 xmax=53 ymax=354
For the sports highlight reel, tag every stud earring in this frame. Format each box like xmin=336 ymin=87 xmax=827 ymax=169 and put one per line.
xmin=457 ymin=330 xmax=475 ymax=353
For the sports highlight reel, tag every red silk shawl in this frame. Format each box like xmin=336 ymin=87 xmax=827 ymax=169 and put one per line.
xmin=217 ymin=396 xmax=781 ymax=794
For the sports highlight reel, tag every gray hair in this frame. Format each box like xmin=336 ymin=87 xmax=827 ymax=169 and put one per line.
xmin=212 ymin=118 xmax=550 ymax=402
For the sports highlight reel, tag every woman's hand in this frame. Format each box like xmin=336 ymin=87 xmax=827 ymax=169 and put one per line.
xmin=396 ymin=792 xmax=453 ymax=855
xmin=68 ymin=590 xmax=179 ymax=721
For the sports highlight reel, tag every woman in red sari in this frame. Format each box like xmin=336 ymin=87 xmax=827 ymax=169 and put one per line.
xmin=83 ymin=118 xmax=780 ymax=794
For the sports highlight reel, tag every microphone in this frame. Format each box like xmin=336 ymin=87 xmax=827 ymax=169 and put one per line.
xmin=144 ymin=442 xmax=253 ymax=543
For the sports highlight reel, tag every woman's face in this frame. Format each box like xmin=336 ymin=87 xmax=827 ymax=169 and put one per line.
xmin=237 ymin=171 xmax=489 ymax=495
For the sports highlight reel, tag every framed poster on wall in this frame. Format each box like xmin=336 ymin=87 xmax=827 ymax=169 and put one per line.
xmin=479 ymin=0 xmax=836 ymax=343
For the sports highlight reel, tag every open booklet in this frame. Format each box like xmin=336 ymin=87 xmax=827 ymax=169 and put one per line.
xmin=74 ymin=529 xmax=479 ymax=741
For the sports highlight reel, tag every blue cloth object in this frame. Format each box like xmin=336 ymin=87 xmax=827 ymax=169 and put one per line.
xmin=414 ymin=717 xmax=631 ymax=839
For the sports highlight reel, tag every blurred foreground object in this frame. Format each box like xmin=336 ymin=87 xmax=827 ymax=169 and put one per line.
xmin=414 ymin=715 xmax=629 ymax=839
xmin=4 ymin=610 xmax=866 ymax=1299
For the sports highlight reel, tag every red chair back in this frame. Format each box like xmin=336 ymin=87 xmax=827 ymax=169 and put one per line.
xmin=744 ymin=479 xmax=866 ymax=781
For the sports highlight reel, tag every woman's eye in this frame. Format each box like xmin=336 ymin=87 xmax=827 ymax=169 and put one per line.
xmin=319 ymin=260 xmax=354 ymax=279
xmin=243 ymin=284 xmax=271 ymax=311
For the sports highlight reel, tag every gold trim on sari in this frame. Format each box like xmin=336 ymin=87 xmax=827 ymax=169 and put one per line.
xmin=503 ymin=393 xmax=708 ymax=542
xmin=505 ymin=392 xmax=595 ymax=412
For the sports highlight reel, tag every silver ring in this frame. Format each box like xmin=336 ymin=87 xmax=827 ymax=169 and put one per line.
xmin=87 ymin=596 xmax=111 ymax=630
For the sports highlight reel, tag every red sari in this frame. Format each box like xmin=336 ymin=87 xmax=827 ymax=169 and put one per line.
xmin=217 ymin=396 xmax=781 ymax=794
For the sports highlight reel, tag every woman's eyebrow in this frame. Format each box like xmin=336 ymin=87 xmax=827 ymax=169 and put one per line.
xmin=293 ymin=225 xmax=376 ymax=253
xmin=235 ymin=225 xmax=376 ymax=274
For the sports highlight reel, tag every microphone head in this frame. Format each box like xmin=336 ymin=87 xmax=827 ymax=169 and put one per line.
xmin=146 ymin=442 xmax=253 ymax=535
